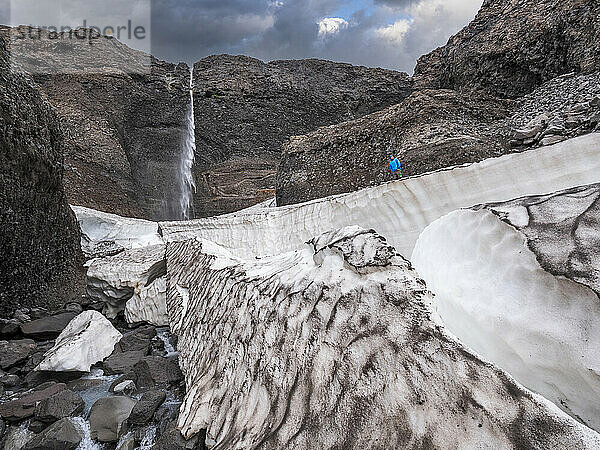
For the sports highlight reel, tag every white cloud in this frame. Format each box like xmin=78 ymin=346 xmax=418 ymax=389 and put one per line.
xmin=375 ymin=19 xmax=412 ymax=46
xmin=317 ymin=17 xmax=348 ymax=37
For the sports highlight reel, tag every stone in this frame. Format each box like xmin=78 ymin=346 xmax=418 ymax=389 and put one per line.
xmin=63 ymin=303 xmax=83 ymax=314
xmin=128 ymin=390 xmax=166 ymax=426
xmin=27 ymin=421 xmax=47 ymax=434
xmin=2 ymin=425 xmax=34 ymax=450
xmin=540 ymin=135 xmax=566 ymax=146
xmin=0 ymin=372 xmax=20 ymax=387
xmin=23 ymin=418 xmax=84 ymax=450
xmin=150 ymin=423 xmax=205 ymax=450
xmin=115 ymin=433 xmax=136 ymax=450
xmin=131 ymin=357 xmax=183 ymax=390
xmin=12 ymin=310 xmax=31 ymax=323
xmin=35 ymin=311 xmax=122 ymax=372
xmin=103 ymin=351 xmax=146 ymax=375
xmin=412 ymin=183 xmax=600 ymax=431
xmin=0 ymin=382 xmax=66 ymax=421
xmin=86 ymin=245 xmax=168 ymax=325
xmin=164 ymin=228 xmax=600 ymax=448
xmin=20 ymin=312 xmax=78 ymax=340
xmin=34 ymin=389 xmax=84 ymax=423
xmin=89 ymin=396 xmax=137 ymax=442
xmin=0 ymin=340 xmax=36 ymax=369
xmin=114 ymin=326 xmax=156 ymax=354
xmin=0 ymin=319 xmax=20 ymax=337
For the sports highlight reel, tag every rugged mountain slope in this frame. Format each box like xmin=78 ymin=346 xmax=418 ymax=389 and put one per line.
xmin=1 ymin=26 xmax=191 ymax=221
xmin=192 ymin=55 xmax=412 ymax=217
xmin=0 ymin=36 xmax=84 ymax=315
xmin=414 ymin=0 xmax=600 ymax=99
xmin=276 ymin=0 xmax=600 ymax=206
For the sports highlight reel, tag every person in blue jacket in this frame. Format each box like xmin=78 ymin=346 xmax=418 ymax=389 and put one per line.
xmin=389 ymin=155 xmax=402 ymax=179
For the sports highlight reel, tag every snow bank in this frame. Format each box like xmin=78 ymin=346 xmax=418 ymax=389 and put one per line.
xmin=86 ymin=245 xmax=168 ymax=326
xmin=72 ymin=205 xmax=162 ymax=259
xmin=160 ymin=133 xmax=600 ymax=258
xmin=165 ymin=227 xmax=600 ymax=448
xmin=36 ymin=311 xmax=122 ymax=372
xmin=412 ymin=198 xmax=600 ymax=431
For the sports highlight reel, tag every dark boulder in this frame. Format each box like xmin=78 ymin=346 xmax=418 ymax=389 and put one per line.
xmin=151 ymin=422 xmax=206 ymax=450
xmin=103 ymin=350 xmax=146 ymax=375
xmin=20 ymin=312 xmax=77 ymax=340
xmin=114 ymin=326 xmax=156 ymax=354
xmin=34 ymin=389 xmax=84 ymax=423
xmin=0 ymin=319 xmax=21 ymax=337
xmin=128 ymin=390 xmax=166 ymax=426
xmin=0 ymin=382 xmax=66 ymax=421
xmin=89 ymin=396 xmax=136 ymax=442
xmin=133 ymin=356 xmax=183 ymax=390
xmin=23 ymin=417 xmax=83 ymax=450
xmin=0 ymin=339 xmax=36 ymax=369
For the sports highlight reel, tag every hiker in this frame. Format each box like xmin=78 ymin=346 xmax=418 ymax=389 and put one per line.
xmin=389 ymin=155 xmax=402 ymax=180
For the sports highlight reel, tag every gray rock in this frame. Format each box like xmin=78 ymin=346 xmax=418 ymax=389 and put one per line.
xmin=128 ymin=390 xmax=166 ymax=426
xmin=150 ymin=423 xmax=205 ymax=450
xmin=27 ymin=420 xmax=47 ymax=434
xmin=103 ymin=351 xmax=146 ymax=375
xmin=0 ymin=319 xmax=21 ymax=337
xmin=0 ymin=339 xmax=36 ymax=369
xmin=20 ymin=312 xmax=78 ymax=340
xmin=13 ymin=310 xmax=31 ymax=323
xmin=0 ymin=382 xmax=66 ymax=421
xmin=0 ymin=371 xmax=20 ymax=387
xmin=23 ymin=418 xmax=83 ymax=450
xmin=89 ymin=396 xmax=136 ymax=442
xmin=34 ymin=389 xmax=84 ymax=423
xmin=115 ymin=326 xmax=156 ymax=354
xmin=132 ymin=357 xmax=183 ymax=390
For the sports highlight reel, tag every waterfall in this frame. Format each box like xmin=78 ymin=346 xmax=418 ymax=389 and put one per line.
xmin=178 ymin=67 xmax=197 ymax=220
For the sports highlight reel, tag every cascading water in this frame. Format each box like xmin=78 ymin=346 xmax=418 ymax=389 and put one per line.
xmin=178 ymin=67 xmax=197 ymax=220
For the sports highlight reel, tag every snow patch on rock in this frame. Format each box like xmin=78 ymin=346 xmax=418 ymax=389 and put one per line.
xmin=412 ymin=207 xmax=600 ymax=431
xmin=36 ymin=311 xmax=122 ymax=372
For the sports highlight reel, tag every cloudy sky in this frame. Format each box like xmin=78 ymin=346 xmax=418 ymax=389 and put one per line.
xmin=2 ymin=0 xmax=483 ymax=73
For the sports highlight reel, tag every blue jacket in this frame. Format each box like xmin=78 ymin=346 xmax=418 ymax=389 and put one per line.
xmin=389 ymin=158 xmax=401 ymax=172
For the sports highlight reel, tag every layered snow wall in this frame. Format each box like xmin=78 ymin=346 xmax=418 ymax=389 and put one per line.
xmin=160 ymin=133 xmax=600 ymax=258
xmin=165 ymin=227 xmax=600 ymax=449
xmin=412 ymin=184 xmax=600 ymax=431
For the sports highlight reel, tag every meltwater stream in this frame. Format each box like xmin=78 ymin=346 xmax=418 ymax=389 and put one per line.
xmin=178 ymin=67 xmax=197 ymax=220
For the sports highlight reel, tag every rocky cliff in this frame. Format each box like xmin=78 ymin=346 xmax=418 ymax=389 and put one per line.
xmin=0 ymin=36 xmax=84 ymax=315
xmin=192 ymin=55 xmax=412 ymax=217
xmin=414 ymin=0 xmax=600 ymax=99
xmin=1 ymin=26 xmax=191 ymax=221
xmin=276 ymin=0 xmax=600 ymax=206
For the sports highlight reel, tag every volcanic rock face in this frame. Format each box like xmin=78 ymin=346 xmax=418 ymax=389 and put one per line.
xmin=413 ymin=0 xmax=600 ymax=99
xmin=165 ymin=228 xmax=599 ymax=448
xmin=1 ymin=26 xmax=191 ymax=220
xmin=191 ymin=55 xmax=413 ymax=217
xmin=412 ymin=183 xmax=600 ymax=431
xmin=0 ymin=33 xmax=84 ymax=315
xmin=277 ymin=89 xmax=511 ymax=205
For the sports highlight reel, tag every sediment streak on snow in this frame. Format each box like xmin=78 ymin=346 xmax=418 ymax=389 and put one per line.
xmin=412 ymin=185 xmax=600 ymax=431
xmin=159 ymin=133 xmax=600 ymax=259
xmin=165 ymin=227 xmax=600 ymax=449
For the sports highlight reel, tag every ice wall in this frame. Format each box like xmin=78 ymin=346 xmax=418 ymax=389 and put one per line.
xmin=411 ymin=186 xmax=600 ymax=431
xmin=160 ymin=133 xmax=600 ymax=258
xmin=165 ymin=227 xmax=600 ymax=448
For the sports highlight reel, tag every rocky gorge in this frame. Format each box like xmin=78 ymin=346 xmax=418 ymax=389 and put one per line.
xmin=1 ymin=0 xmax=600 ymax=448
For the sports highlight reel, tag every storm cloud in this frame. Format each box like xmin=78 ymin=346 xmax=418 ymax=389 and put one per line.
xmin=2 ymin=0 xmax=483 ymax=73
